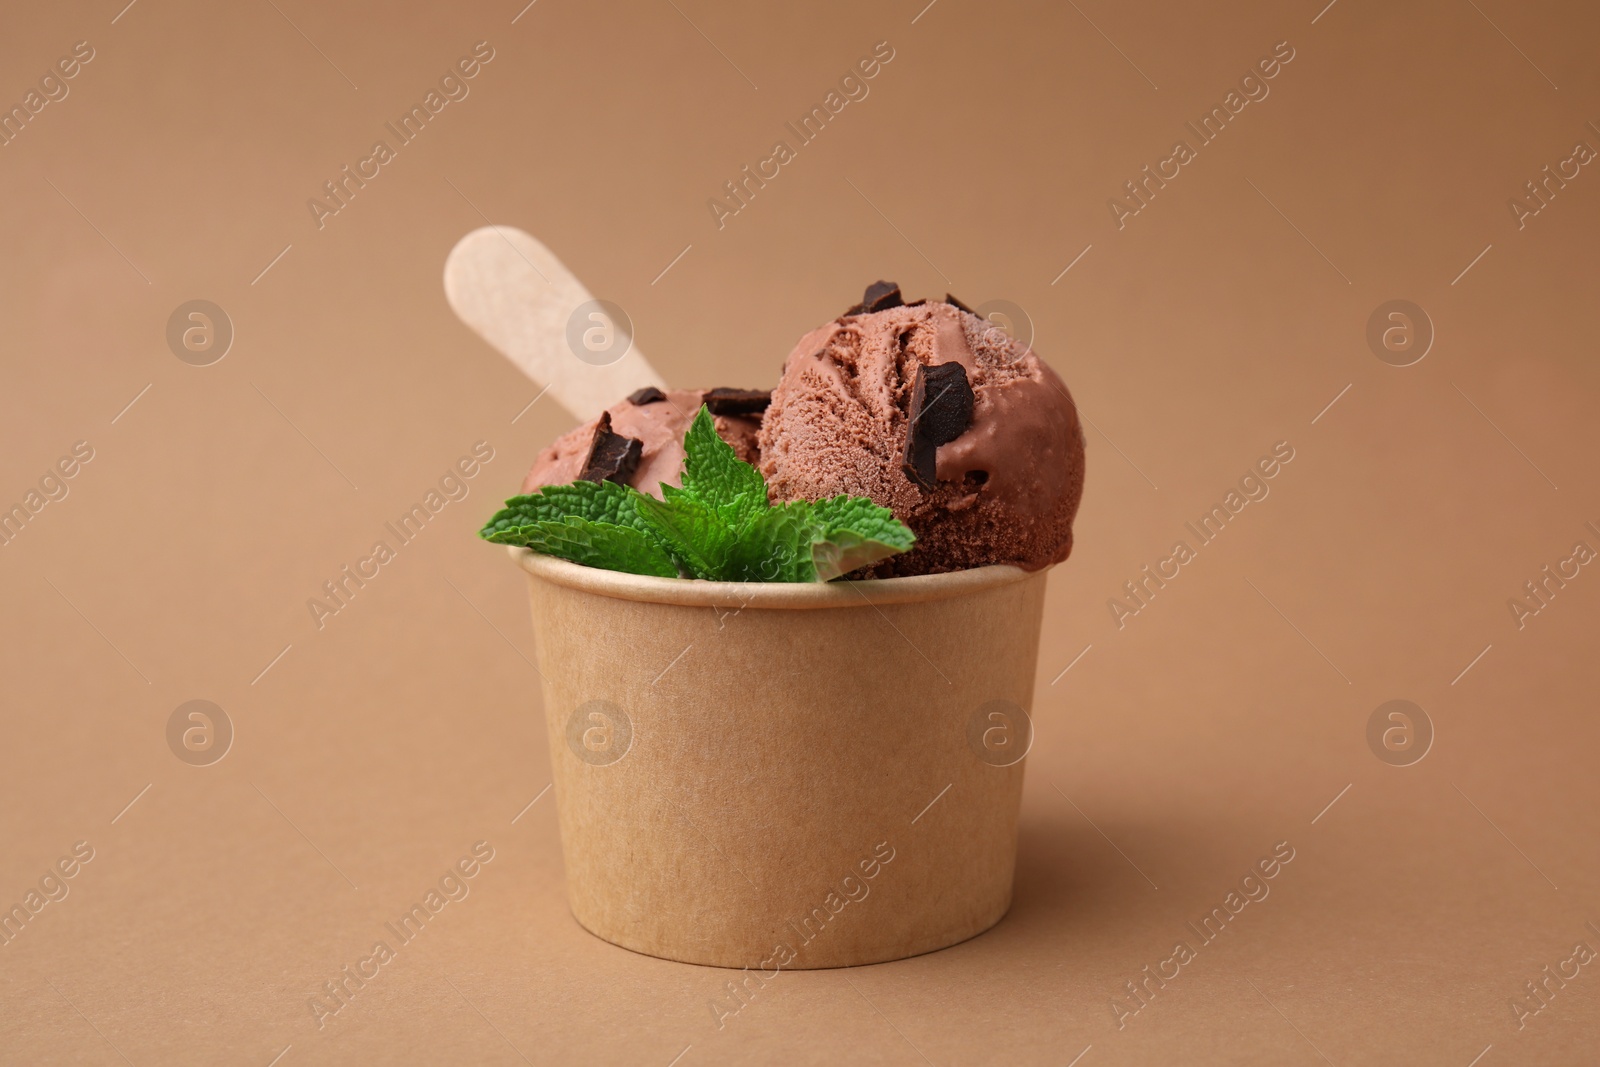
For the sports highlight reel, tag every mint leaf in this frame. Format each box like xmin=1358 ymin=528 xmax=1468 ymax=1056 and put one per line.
xmin=482 ymin=480 xmax=682 ymax=576
xmin=805 ymin=495 xmax=918 ymax=580
xmin=724 ymin=503 xmax=818 ymax=582
xmin=807 ymin=495 xmax=917 ymax=544
xmin=658 ymin=482 xmax=697 ymax=506
xmin=518 ymin=516 xmax=679 ymax=578
xmin=680 ymin=405 xmax=767 ymax=527
xmin=480 ymin=480 xmax=649 ymax=544
xmin=481 ymin=407 xmax=917 ymax=582
xmin=634 ymin=492 xmax=737 ymax=580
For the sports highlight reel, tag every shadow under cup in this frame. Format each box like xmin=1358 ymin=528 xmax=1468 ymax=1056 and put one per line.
xmin=513 ymin=548 xmax=1048 ymax=969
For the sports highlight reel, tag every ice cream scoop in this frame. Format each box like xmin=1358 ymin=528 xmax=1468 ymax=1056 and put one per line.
xmin=521 ymin=387 xmax=763 ymax=496
xmin=759 ymin=283 xmax=1085 ymax=575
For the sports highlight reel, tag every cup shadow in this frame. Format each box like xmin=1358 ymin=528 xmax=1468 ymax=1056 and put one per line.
xmin=962 ymin=809 xmax=1181 ymax=961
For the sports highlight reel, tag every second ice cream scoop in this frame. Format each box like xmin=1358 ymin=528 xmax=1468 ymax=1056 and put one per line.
xmin=759 ymin=284 xmax=1085 ymax=576
xmin=522 ymin=387 xmax=763 ymax=497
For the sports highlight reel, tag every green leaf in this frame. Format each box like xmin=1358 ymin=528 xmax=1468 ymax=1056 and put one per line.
xmin=517 ymin=517 xmax=680 ymax=578
xmin=805 ymin=495 xmax=917 ymax=581
xmin=724 ymin=503 xmax=818 ymax=583
xmin=480 ymin=481 xmax=649 ymax=544
xmin=479 ymin=408 xmax=917 ymax=582
xmin=680 ymin=405 xmax=767 ymax=527
xmin=659 ymin=482 xmax=696 ymax=505
xmin=634 ymin=492 xmax=737 ymax=580
xmin=807 ymin=495 xmax=917 ymax=545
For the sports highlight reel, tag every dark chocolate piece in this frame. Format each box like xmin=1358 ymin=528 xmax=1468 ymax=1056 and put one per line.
xmin=578 ymin=411 xmax=643 ymax=484
xmin=627 ymin=386 xmax=667 ymax=405
xmin=904 ymin=433 xmax=938 ymax=490
xmin=703 ymin=387 xmax=771 ymax=416
xmin=844 ymin=280 xmax=904 ymax=317
xmin=901 ymin=362 xmax=975 ymax=490
xmin=944 ymin=293 xmax=975 ymax=315
xmin=863 ymin=280 xmax=903 ymax=312
xmin=915 ymin=363 xmax=975 ymax=444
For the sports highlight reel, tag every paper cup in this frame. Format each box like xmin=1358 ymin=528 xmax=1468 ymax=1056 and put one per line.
xmin=513 ymin=547 xmax=1048 ymax=969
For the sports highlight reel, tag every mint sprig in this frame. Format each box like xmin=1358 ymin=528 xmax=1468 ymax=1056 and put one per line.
xmin=481 ymin=405 xmax=915 ymax=582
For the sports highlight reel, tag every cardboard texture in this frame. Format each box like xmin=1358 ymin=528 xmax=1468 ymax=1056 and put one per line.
xmin=518 ymin=550 xmax=1047 ymax=968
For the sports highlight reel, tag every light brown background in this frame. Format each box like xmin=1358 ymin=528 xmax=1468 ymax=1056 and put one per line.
xmin=2 ymin=0 xmax=1598 ymax=1063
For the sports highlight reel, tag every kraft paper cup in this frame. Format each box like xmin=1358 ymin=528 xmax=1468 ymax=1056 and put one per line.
xmin=513 ymin=547 xmax=1048 ymax=969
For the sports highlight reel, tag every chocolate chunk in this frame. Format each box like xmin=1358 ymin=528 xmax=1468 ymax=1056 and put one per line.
xmin=627 ymin=386 xmax=667 ymax=405
xmin=915 ymin=363 xmax=975 ymax=444
xmin=844 ymin=280 xmax=904 ymax=317
xmin=578 ymin=411 xmax=643 ymax=485
xmin=901 ymin=362 xmax=975 ymax=490
xmin=703 ymin=387 xmax=771 ymax=416
xmin=903 ymin=432 xmax=939 ymax=490
xmin=943 ymin=293 xmax=975 ymax=315
xmin=863 ymin=280 xmax=903 ymax=312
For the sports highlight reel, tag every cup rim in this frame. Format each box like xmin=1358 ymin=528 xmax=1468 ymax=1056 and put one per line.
xmin=509 ymin=546 xmax=1040 ymax=609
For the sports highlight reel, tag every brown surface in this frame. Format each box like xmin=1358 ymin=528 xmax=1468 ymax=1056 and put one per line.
xmin=1 ymin=0 xmax=1597 ymax=1064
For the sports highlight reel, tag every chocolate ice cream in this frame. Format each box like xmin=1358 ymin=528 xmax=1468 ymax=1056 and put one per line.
xmin=522 ymin=388 xmax=763 ymax=496
xmin=759 ymin=284 xmax=1085 ymax=576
